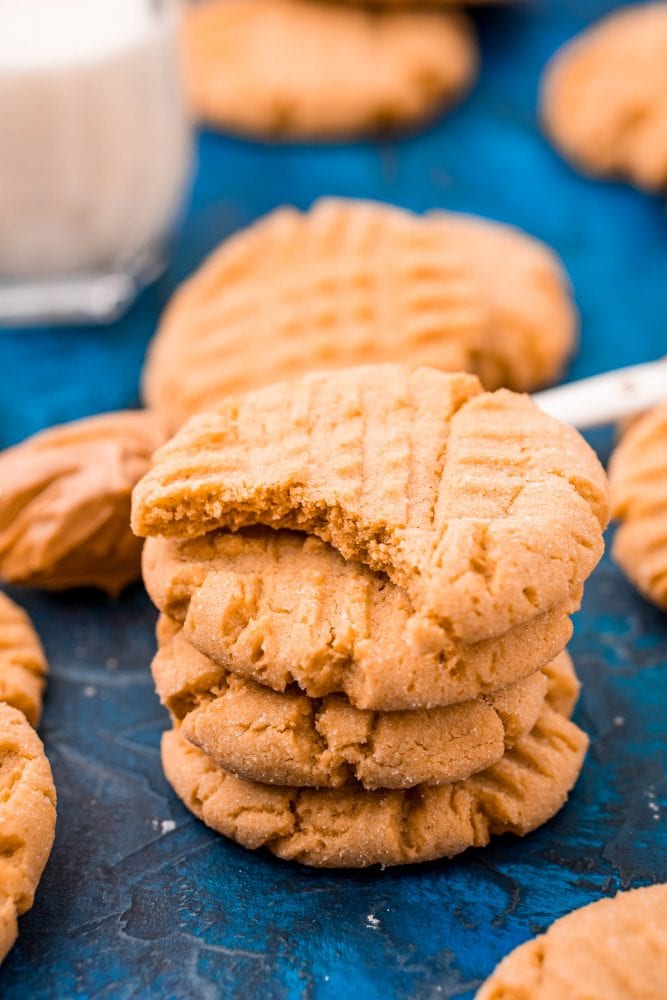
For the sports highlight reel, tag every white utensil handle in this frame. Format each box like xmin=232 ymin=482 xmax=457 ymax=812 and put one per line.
xmin=532 ymin=358 xmax=667 ymax=430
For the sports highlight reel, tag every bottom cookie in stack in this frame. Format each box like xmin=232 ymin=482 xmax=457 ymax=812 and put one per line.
xmin=162 ymin=701 xmax=587 ymax=868
xmin=154 ymin=619 xmax=587 ymax=867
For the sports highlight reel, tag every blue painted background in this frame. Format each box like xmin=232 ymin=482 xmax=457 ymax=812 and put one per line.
xmin=1 ymin=1 xmax=666 ymax=997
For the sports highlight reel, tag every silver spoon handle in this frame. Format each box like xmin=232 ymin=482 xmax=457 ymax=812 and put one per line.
xmin=532 ymin=358 xmax=667 ymax=430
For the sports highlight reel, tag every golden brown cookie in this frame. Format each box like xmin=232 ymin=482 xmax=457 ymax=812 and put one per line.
xmin=144 ymin=530 xmax=578 ymax=710
xmin=143 ymin=199 xmax=576 ymax=430
xmin=162 ymin=703 xmax=588 ymax=868
xmin=0 ymin=593 xmax=47 ymax=727
xmin=0 ymin=411 xmax=166 ymax=595
xmin=0 ymin=703 xmax=57 ymax=964
xmin=182 ymin=0 xmax=477 ymax=140
xmin=476 ymin=883 xmax=667 ymax=1000
xmin=609 ymin=402 xmax=667 ymax=609
xmin=428 ymin=212 xmax=576 ymax=393
xmin=133 ymin=366 xmax=609 ymax=644
xmin=541 ymin=4 xmax=667 ymax=191
xmin=154 ymin=618 xmax=578 ymax=789
xmin=540 ymin=651 xmax=580 ymax=718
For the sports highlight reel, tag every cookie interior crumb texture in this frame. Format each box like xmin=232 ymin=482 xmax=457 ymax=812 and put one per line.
xmin=133 ymin=365 xmax=610 ymax=644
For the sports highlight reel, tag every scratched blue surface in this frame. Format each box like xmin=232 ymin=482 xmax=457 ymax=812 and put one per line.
xmin=1 ymin=1 xmax=666 ymax=997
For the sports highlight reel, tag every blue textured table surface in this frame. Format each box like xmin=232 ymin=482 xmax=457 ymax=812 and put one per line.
xmin=1 ymin=2 xmax=666 ymax=997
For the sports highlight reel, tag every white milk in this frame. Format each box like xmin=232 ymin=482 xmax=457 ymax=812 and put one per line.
xmin=0 ymin=0 xmax=192 ymax=276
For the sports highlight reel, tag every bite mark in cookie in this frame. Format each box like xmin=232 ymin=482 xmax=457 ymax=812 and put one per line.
xmin=133 ymin=366 xmax=609 ymax=643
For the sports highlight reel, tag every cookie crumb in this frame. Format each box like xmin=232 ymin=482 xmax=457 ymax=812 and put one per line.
xmin=645 ymin=787 xmax=661 ymax=822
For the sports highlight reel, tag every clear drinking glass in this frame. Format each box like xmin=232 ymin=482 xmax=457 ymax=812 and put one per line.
xmin=0 ymin=0 xmax=193 ymax=325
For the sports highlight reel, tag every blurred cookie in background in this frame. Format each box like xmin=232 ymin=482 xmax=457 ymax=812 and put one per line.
xmin=182 ymin=0 xmax=478 ymax=140
xmin=542 ymin=4 xmax=667 ymax=191
xmin=143 ymin=199 xmax=577 ymax=430
xmin=609 ymin=401 xmax=667 ymax=610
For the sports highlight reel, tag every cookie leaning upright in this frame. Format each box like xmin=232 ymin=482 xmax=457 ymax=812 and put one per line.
xmin=0 ymin=704 xmax=56 ymax=965
xmin=609 ymin=402 xmax=667 ymax=609
xmin=477 ymin=883 xmax=667 ymax=999
xmin=541 ymin=4 xmax=667 ymax=191
xmin=182 ymin=0 xmax=478 ymax=140
xmin=133 ymin=366 xmax=609 ymax=644
xmin=143 ymin=199 xmax=577 ymax=431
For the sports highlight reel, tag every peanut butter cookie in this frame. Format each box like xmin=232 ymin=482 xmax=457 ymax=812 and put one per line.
xmin=541 ymin=4 xmax=667 ymax=191
xmin=609 ymin=402 xmax=667 ymax=609
xmin=477 ymin=883 xmax=667 ymax=1000
xmin=0 ymin=704 xmax=56 ymax=964
xmin=143 ymin=200 xmax=576 ymax=430
xmin=133 ymin=366 xmax=609 ymax=644
xmin=144 ymin=530 xmax=578 ymax=710
xmin=429 ymin=211 xmax=576 ymax=393
xmin=0 ymin=411 xmax=166 ymax=595
xmin=162 ymin=703 xmax=588 ymax=868
xmin=182 ymin=0 xmax=477 ymax=140
xmin=154 ymin=619 xmax=578 ymax=789
xmin=0 ymin=593 xmax=47 ymax=727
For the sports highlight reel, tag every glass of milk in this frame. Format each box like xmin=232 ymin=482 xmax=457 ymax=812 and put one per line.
xmin=0 ymin=0 xmax=193 ymax=325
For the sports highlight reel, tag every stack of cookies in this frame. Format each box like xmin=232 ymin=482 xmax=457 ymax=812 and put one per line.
xmin=132 ymin=365 xmax=610 ymax=868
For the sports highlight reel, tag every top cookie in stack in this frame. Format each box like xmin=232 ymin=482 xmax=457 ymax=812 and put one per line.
xmin=132 ymin=365 xmax=609 ymax=867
